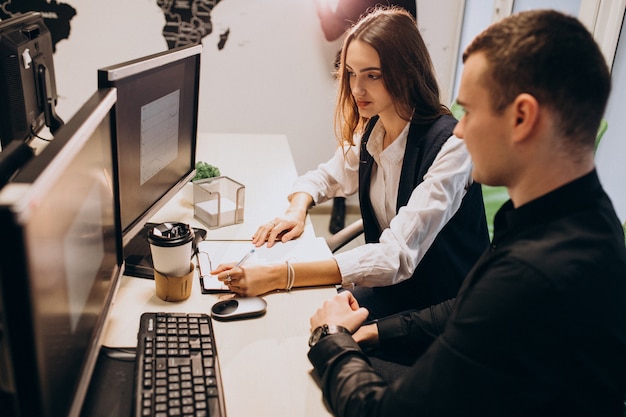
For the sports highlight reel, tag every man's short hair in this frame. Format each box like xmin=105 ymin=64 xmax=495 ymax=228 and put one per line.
xmin=464 ymin=9 xmax=611 ymax=150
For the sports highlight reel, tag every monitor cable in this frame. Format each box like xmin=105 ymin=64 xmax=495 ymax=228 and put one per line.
xmin=37 ymin=62 xmax=64 ymax=134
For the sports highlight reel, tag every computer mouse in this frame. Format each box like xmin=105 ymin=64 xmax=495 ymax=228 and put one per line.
xmin=210 ymin=296 xmax=267 ymax=321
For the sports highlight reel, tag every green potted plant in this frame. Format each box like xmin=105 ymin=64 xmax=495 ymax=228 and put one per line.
xmin=192 ymin=161 xmax=220 ymax=181
xmin=182 ymin=161 xmax=220 ymax=204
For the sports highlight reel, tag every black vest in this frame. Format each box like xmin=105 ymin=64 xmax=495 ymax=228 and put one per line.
xmin=358 ymin=115 xmax=489 ymax=311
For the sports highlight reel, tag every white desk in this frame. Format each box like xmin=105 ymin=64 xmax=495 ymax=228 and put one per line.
xmin=102 ymin=133 xmax=336 ymax=417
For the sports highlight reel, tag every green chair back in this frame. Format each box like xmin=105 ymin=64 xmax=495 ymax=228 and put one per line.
xmin=482 ymin=185 xmax=509 ymax=240
xmin=450 ymin=101 xmax=464 ymax=120
xmin=595 ymin=118 xmax=608 ymax=152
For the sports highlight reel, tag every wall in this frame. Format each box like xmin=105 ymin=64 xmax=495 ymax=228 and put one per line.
xmin=196 ymin=0 xmax=341 ymax=174
xmin=53 ymin=1 xmax=166 ymax=116
xmin=416 ymin=0 xmax=463 ymax=106
xmin=48 ymin=0 xmax=461 ymax=175
xmin=596 ymin=11 xmax=626 ymax=222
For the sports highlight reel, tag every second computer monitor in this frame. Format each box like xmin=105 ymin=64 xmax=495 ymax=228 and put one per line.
xmin=98 ymin=44 xmax=202 ymax=276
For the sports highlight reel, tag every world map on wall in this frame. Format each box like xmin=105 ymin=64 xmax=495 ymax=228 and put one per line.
xmin=158 ymin=0 xmax=228 ymax=50
xmin=0 ymin=0 xmax=229 ymax=52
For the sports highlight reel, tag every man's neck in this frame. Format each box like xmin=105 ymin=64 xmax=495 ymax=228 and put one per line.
xmin=508 ymin=157 xmax=595 ymax=208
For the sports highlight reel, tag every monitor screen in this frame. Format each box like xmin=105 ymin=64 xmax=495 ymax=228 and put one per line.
xmin=0 ymin=11 xmax=63 ymax=149
xmin=97 ymin=44 xmax=201 ymax=277
xmin=0 ymin=88 xmax=121 ymax=417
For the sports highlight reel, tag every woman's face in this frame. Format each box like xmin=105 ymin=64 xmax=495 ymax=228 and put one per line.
xmin=345 ymin=40 xmax=395 ymax=120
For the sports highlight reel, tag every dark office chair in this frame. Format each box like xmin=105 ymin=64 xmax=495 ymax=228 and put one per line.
xmin=325 ymin=217 xmax=363 ymax=253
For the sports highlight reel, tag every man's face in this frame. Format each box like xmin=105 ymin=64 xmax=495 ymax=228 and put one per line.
xmin=453 ymin=53 xmax=516 ymax=187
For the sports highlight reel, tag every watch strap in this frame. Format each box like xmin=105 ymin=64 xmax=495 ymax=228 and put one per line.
xmin=309 ymin=324 xmax=351 ymax=347
xmin=326 ymin=324 xmax=351 ymax=336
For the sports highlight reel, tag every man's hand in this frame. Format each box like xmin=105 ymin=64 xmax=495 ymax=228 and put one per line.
xmin=310 ymin=291 xmax=369 ymax=334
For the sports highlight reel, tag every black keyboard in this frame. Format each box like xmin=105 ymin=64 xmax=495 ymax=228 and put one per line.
xmin=134 ymin=312 xmax=226 ymax=417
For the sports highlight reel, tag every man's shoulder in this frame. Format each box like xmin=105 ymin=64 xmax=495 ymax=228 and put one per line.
xmin=485 ymin=207 xmax=626 ymax=307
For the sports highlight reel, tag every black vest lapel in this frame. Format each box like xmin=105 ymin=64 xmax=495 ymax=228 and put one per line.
xmin=358 ymin=117 xmax=380 ymax=242
xmin=396 ymin=122 xmax=430 ymax=211
xmin=359 ymin=115 xmax=457 ymax=243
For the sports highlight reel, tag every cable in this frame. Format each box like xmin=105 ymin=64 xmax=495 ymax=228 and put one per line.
xmin=30 ymin=125 xmax=53 ymax=142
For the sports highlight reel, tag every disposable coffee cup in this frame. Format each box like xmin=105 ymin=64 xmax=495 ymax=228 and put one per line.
xmin=148 ymin=222 xmax=195 ymax=277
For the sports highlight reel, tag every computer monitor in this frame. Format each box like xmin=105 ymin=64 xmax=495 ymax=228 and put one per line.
xmin=0 ymin=11 xmax=64 ymax=149
xmin=0 ymin=88 xmax=121 ymax=417
xmin=97 ymin=44 xmax=202 ymax=278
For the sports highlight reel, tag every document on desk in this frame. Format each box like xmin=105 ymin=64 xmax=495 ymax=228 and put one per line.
xmin=197 ymin=237 xmax=332 ymax=293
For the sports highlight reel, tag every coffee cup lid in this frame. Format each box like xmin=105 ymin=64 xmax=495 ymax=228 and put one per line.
xmin=148 ymin=222 xmax=194 ymax=247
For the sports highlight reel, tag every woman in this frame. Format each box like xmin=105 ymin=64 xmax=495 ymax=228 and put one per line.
xmin=212 ymin=7 xmax=489 ymax=319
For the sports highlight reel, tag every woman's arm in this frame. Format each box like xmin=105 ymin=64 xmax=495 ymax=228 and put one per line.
xmin=211 ymin=258 xmax=343 ymax=297
xmin=252 ymin=141 xmax=361 ymax=247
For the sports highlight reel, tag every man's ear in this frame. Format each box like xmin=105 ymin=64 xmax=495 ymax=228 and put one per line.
xmin=511 ymin=93 xmax=539 ymax=143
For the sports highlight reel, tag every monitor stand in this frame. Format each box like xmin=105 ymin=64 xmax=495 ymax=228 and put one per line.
xmin=123 ymin=222 xmax=207 ymax=279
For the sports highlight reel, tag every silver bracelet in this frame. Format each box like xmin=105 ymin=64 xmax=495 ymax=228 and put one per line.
xmin=285 ymin=260 xmax=295 ymax=291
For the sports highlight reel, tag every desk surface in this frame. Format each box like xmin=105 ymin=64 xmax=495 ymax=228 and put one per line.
xmin=103 ymin=133 xmax=335 ymax=417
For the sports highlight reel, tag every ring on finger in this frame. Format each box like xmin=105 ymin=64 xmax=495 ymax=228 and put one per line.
xmin=269 ymin=222 xmax=277 ymax=228
xmin=226 ymin=273 xmax=232 ymax=283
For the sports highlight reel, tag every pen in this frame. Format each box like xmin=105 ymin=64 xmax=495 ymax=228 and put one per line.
xmin=234 ymin=248 xmax=255 ymax=268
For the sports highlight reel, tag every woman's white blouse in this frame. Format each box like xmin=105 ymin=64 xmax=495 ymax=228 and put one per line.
xmin=290 ymin=120 xmax=474 ymax=287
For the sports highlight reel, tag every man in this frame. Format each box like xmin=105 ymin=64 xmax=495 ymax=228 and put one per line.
xmin=307 ymin=9 xmax=626 ymax=416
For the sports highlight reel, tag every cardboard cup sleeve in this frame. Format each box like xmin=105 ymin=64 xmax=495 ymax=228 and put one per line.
xmin=154 ymin=263 xmax=194 ymax=302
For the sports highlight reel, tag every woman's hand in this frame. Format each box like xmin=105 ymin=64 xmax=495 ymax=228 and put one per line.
xmin=211 ymin=263 xmax=285 ymax=297
xmin=252 ymin=215 xmax=305 ymax=248
xmin=252 ymin=192 xmax=313 ymax=248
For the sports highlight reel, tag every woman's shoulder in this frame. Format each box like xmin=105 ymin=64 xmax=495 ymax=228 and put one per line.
xmin=407 ymin=114 xmax=457 ymax=143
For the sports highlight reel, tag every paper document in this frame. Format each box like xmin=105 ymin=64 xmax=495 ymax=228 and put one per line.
xmin=197 ymin=237 xmax=332 ymax=293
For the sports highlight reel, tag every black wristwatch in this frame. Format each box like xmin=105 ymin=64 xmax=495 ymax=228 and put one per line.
xmin=308 ymin=324 xmax=351 ymax=347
